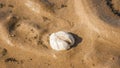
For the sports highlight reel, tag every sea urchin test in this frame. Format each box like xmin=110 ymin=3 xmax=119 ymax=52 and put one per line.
xmin=49 ymin=31 xmax=75 ymax=51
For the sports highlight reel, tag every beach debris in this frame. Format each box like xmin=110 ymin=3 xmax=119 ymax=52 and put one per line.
xmin=49 ymin=31 xmax=75 ymax=51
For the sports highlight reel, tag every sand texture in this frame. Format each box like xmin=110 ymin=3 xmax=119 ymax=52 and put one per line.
xmin=0 ymin=0 xmax=120 ymax=68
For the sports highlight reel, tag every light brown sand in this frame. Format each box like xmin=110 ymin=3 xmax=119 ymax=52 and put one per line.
xmin=0 ymin=0 xmax=120 ymax=68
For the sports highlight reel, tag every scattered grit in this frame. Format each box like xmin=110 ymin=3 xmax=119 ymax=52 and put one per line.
xmin=0 ymin=0 xmax=120 ymax=68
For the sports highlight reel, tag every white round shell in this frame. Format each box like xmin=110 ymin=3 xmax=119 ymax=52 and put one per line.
xmin=49 ymin=31 xmax=75 ymax=51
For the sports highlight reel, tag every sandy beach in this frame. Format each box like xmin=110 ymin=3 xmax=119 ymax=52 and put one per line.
xmin=0 ymin=0 xmax=120 ymax=68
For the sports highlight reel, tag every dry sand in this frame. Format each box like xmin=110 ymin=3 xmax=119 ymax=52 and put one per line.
xmin=0 ymin=0 xmax=120 ymax=68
